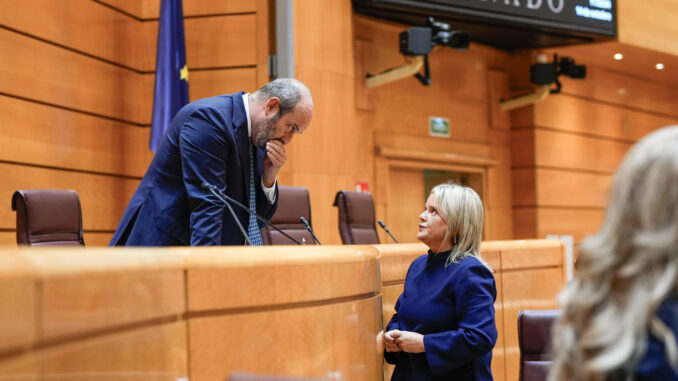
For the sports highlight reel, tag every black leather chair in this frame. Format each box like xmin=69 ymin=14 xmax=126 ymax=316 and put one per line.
xmin=332 ymin=190 xmax=379 ymax=244
xmin=261 ymin=186 xmax=315 ymax=245
xmin=518 ymin=309 xmax=561 ymax=381
xmin=11 ymin=189 xmax=85 ymax=246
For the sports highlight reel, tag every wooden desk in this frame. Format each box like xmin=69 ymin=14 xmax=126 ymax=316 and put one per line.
xmin=0 ymin=241 xmax=565 ymax=381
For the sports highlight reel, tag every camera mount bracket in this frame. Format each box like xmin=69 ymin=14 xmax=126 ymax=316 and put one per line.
xmin=413 ymin=55 xmax=431 ymax=86
xmin=499 ymin=85 xmax=551 ymax=112
xmin=365 ymin=55 xmax=425 ymax=88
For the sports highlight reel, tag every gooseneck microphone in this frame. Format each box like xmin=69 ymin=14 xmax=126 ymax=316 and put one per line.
xmin=200 ymin=182 xmax=302 ymax=245
xmin=299 ymin=216 xmax=322 ymax=245
xmin=378 ymin=219 xmax=399 ymax=243
xmin=202 ymin=182 xmax=251 ymax=245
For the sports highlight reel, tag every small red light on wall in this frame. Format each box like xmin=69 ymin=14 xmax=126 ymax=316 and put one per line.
xmin=355 ymin=181 xmax=370 ymax=193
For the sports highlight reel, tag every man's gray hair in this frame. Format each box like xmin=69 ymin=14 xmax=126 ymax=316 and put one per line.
xmin=252 ymin=78 xmax=311 ymax=117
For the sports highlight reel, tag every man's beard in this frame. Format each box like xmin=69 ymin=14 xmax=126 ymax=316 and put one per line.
xmin=253 ymin=112 xmax=280 ymax=148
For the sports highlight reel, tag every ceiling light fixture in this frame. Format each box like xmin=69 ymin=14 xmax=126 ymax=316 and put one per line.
xmin=656 ymin=63 xmax=665 ymax=70
xmin=613 ymin=53 xmax=623 ymax=60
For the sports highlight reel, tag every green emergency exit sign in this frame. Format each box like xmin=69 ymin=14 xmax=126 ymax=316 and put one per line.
xmin=429 ymin=117 xmax=450 ymax=138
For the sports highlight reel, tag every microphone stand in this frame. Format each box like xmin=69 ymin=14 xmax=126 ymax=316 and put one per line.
xmin=204 ymin=185 xmax=251 ymax=246
xmin=300 ymin=217 xmax=322 ymax=245
xmin=201 ymin=182 xmax=302 ymax=245
xmin=378 ymin=219 xmax=399 ymax=243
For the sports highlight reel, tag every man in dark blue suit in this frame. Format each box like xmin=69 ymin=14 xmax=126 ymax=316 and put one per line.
xmin=110 ymin=78 xmax=313 ymax=246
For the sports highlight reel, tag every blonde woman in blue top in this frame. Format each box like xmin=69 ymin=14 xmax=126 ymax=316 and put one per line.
xmin=384 ymin=182 xmax=497 ymax=381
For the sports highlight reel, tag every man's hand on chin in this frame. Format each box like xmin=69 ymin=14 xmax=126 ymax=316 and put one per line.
xmin=262 ymin=139 xmax=286 ymax=187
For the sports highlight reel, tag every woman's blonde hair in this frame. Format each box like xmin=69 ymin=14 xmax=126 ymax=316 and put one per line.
xmin=430 ymin=182 xmax=486 ymax=267
xmin=549 ymin=126 xmax=678 ymax=381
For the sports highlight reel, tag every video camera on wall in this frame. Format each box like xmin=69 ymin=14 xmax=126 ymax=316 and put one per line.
xmin=399 ymin=17 xmax=470 ymax=56
xmin=393 ymin=17 xmax=469 ymax=85
xmin=530 ymin=54 xmax=587 ymax=94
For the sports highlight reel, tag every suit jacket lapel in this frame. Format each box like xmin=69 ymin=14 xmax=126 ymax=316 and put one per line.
xmin=231 ymin=92 xmax=251 ymax=197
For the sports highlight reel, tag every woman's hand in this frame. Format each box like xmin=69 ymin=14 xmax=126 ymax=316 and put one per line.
xmin=384 ymin=330 xmax=402 ymax=352
xmin=394 ymin=331 xmax=425 ymax=353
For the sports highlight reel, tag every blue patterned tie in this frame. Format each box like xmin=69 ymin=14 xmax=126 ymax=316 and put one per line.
xmin=247 ymin=143 xmax=263 ymax=245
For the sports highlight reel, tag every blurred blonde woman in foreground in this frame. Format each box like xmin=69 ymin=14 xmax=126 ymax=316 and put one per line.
xmin=549 ymin=126 xmax=678 ymax=381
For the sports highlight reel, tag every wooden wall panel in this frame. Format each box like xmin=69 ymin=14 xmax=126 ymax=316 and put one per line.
xmin=0 ymin=232 xmax=15 ymax=247
xmin=40 ymin=271 xmax=183 ymax=341
xmin=0 ymin=354 xmax=39 ymax=381
xmin=185 ymin=246 xmax=380 ymax=312
xmin=41 ymin=322 xmax=188 ymax=380
xmin=512 ymin=208 xmax=537 ymax=239
xmin=185 ymin=15 xmax=257 ymax=69
xmin=189 ymin=296 xmax=382 ymax=381
xmin=521 ymin=95 xmax=676 ymax=140
xmin=287 ymin=67 xmax=358 ymax=176
xmin=387 ymin=167 xmax=424 ymax=244
xmin=0 ymin=253 xmax=35 ymax=354
xmin=182 ymin=0 xmax=256 ymax=17
xmin=511 ymin=48 xmax=678 ymax=243
xmin=99 ymin=0 xmax=256 ymax=20
xmin=0 ymin=2 xmax=260 ymax=72
xmin=95 ymin=0 xmax=146 ymax=19
xmin=513 ymin=169 xmax=612 ymax=208
xmin=84 ymin=232 xmax=115 ymax=247
xmin=365 ymin=52 xmax=491 ymax=144
xmin=559 ymin=66 xmax=678 ymax=118
xmin=487 ymin=130 xmax=514 ymax=240
xmin=510 ymin=129 xmax=535 ymax=168
xmin=515 ymin=207 xmax=605 ymax=242
xmin=0 ymin=95 xmax=152 ymax=178
xmin=533 ymin=129 xmax=632 ymax=173
xmin=0 ymin=0 xmax=155 ymax=71
xmin=190 ymin=69 xmax=258 ymax=100
xmin=501 ymin=267 xmax=562 ymax=381
xmin=29 ymin=249 xmax=185 ymax=340
xmin=186 ymin=244 xmax=382 ymax=381
xmin=511 ymin=169 xmax=536 ymax=207
xmin=618 ymin=0 xmax=678 ymax=57
xmin=295 ymin=0 xmax=354 ymax=75
xmin=375 ymin=133 xmax=492 ymax=158
xmin=0 ymin=163 xmax=139 ymax=231
xmin=0 ymin=28 xmax=153 ymax=125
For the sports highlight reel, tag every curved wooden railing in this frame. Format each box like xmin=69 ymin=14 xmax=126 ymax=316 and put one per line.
xmin=0 ymin=240 xmax=565 ymax=381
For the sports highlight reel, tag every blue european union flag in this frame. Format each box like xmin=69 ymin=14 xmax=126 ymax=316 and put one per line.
xmin=150 ymin=0 xmax=189 ymax=152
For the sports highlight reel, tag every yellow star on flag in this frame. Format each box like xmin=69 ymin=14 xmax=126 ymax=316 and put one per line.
xmin=179 ymin=64 xmax=189 ymax=82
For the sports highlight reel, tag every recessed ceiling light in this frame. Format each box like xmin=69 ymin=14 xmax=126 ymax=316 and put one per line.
xmin=613 ymin=53 xmax=623 ymax=60
xmin=656 ymin=63 xmax=665 ymax=70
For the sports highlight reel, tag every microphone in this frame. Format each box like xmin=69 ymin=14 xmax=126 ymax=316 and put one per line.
xmin=200 ymin=182 xmax=302 ymax=245
xmin=201 ymin=182 xmax=251 ymax=245
xmin=300 ymin=217 xmax=322 ymax=245
xmin=378 ymin=219 xmax=399 ymax=243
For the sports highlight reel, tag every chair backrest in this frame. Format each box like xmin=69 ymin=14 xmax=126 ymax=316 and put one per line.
xmin=332 ymin=190 xmax=380 ymax=245
xmin=261 ymin=186 xmax=315 ymax=245
xmin=11 ymin=189 xmax=85 ymax=246
xmin=518 ymin=309 xmax=561 ymax=381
